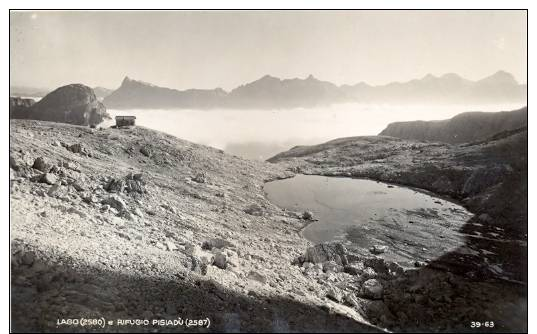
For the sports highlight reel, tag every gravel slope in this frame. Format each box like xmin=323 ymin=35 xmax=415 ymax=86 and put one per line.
xmin=10 ymin=120 xmax=381 ymax=332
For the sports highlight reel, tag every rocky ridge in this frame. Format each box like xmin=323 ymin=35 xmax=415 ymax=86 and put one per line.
xmin=379 ymin=106 xmax=527 ymax=144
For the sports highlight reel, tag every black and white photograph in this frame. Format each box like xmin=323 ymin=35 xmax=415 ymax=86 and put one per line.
xmin=8 ymin=8 xmax=530 ymax=333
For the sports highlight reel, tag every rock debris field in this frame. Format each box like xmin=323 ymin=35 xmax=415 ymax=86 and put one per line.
xmin=10 ymin=120 xmax=526 ymax=332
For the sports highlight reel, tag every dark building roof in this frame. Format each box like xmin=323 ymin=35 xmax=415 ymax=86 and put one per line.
xmin=115 ymin=115 xmax=136 ymax=120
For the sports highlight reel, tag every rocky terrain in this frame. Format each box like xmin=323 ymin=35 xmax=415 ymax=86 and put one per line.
xmin=379 ymin=106 xmax=527 ymax=143
xmin=10 ymin=118 xmax=527 ymax=332
xmin=10 ymin=120 xmax=384 ymax=332
xmin=269 ymin=127 xmax=527 ymax=331
xmin=10 ymin=84 xmax=110 ymax=126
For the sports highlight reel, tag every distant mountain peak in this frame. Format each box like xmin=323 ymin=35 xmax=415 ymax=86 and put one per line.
xmin=422 ymin=73 xmax=437 ymax=81
xmin=441 ymin=73 xmax=463 ymax=80
xmin=479 ymin=70 xmax=518 ymax=85
xmin=121 ymin=76 xmax=155 ymax=88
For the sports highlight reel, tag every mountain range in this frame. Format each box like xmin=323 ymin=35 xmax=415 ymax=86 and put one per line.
xmin=102 ymin=71 xmax=526 ymax=109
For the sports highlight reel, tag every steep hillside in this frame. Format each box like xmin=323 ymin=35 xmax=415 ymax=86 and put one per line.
xmin=10 ymin=120 xmax=380 ymax=332
xmin=379 ymin=107 xmax=527 ymax=143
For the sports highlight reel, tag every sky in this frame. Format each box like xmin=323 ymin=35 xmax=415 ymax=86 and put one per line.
xmin=10 ymin=10 xmax=527 ymax=91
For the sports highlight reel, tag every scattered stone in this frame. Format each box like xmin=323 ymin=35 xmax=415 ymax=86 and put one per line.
xmin=140 ymin=146 xmax=152 ymax=157
xmin=192 ymin=172 xmax=206 ymax=183
xmin=326 ymin=286 xmax=343 ymax=303
xmin=10 ymin=156 xmax=20 ymax=171
xmin=32 ymin=157 xmax=50 ymax=172
xmin=105 ymin=178 xmax=125 ymax=193
xmin=414 ymin=261 xmax=427 ymax=268
xmin=213 ymin=252 xmax=228 ymax=269
xmin=122 ymin=211 xmax=137 ymax=221
xmin=165 ymin=241 xmax=177 ymax=251
xmin=102 ymin=195 xmax=127 ymax=212
xmin=361 ymin=267 xmax=377 ymax=279
xmin=323 ymin=260 xmax=343 ymax=273
xmin=247 ymin=271 xmax=267 ymax=284
xmin=67 ymin=143 xmax=83 ymax=154
xmin=71 ymin=182 xmax=85 ymax=192
xmin=244 ymin=204 xmax=264 ymax=216
xmin=190 ymin=257 xmax=208 ymax=275
xmin=40 ymin=173 xmax=57 ymax=185
xmin=302 ymin=211 xmax=314 ymax=220
xmin=67 ymin=207 xmax=87 ymax=218
xmin=47 ymin=183 xmax=61 ymax=196
xmin=370 ymin=245 xmax=388 ymax=255
xmin=82 ymin=194 xmax=98 ymax=204
xmin=133 ymin=208 xmax=144 ymax=218
xmin=344 ymin=262 xmax=365 ymax=275
xmin=202 ymin=238 xmax=235 ymax=250
xmin=361 ymin=279 xmax=383 ymax=299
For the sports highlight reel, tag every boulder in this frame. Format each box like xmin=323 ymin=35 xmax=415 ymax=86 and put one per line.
xmin=102 ymin=195 xmax=128 ymax=212
xmin=213 ymin=252 xmax=227 ymax=269
xmin=302 ymin=211 xmax=314 ymax=220
xmin=32 ymin=157 xmax=50 ymax=172
xmin=40 ymin=173 xmax=57 ymax=185
xmin=202 ymin=238 xmax=235 ymax=250
xmin=67 ymin=143 xmax=84 ymax=154
xmin=361 ymin=279 xmax=383 ymax=300
xmin=244 ymin=204 xmax=264 ymax=216
xmin=302 ymin=243 xmax=348 ymax=266
xmin=361 ymin=267 xmax=378 ymax=279
xmin=9 ymin=97 xmax=35 ymax=118
xmin=369 ymin=245 xmax=388 ymax=255
xmin=15 ymin=84 xmax=110 ymax=126
xmin=140 ymin=146 xmax=152 ymax=157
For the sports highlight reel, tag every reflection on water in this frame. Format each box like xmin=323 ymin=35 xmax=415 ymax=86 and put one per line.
xmin=265 ymin=174 xmax=473 ymax=264
xmin=104 ymin=103 xmax=523 ymax=160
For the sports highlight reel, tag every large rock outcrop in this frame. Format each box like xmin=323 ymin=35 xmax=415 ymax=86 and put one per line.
xmin=379 ymin=106 xmax=527 ymax=144
xmin=10 ymin=84 xmax=110 ymax=126
xmin=9 ymin=97 xmax=36 ymax=119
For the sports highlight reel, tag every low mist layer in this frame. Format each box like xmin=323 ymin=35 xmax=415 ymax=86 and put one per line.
xmin=105 ymin=103 xmax=525 ymax=160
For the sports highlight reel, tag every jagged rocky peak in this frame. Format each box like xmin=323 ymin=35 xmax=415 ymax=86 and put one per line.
xmin=120 ymin=76 xmax=155 ymax=88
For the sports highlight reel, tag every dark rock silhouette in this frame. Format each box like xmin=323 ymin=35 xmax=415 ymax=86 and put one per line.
xmin=9 ymin=97 xmax=36 ymax=119
xmin=379 ymin=106 xmax=527 ymax=143
xmin=10 ymin=84 xmax=110 ymax=126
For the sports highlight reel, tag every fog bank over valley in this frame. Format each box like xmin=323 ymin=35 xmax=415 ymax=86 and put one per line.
xmin=104 ymin=103 xmax=525 ymax=160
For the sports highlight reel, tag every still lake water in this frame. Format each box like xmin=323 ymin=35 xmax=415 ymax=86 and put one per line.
xmin=265 ymin=175 xmax=473 ymax=263
xmin=104 ymin=103 xmax=522 ymax=160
